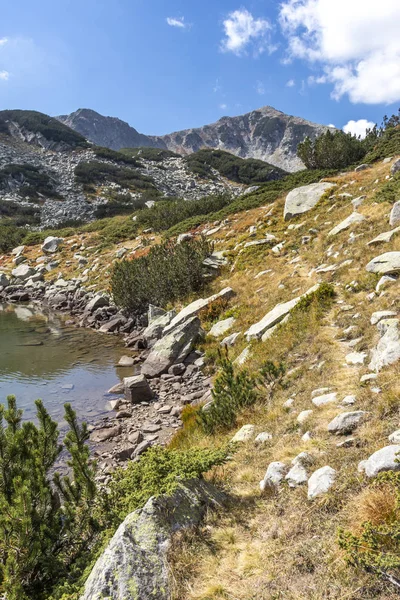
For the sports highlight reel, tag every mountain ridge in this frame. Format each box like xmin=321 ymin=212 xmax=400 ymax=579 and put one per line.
xmin=58 ymin=105 xmax=332 ymax=172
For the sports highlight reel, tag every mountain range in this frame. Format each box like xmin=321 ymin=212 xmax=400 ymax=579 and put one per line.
xmin=58 ymin=105 xmax=331 ymax=172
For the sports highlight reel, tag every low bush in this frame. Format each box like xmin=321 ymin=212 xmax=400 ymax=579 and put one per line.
xmin=297 ymin=130 xmax=372 ymax=170
xmin=365 ymin=126 xmax=400 ymax=163
xmin=111 ymin=237 xmax=213 ymax=312
xmin=185 ymin=149 xmax=287 ymax=184
xmin=0 ymin=164 xmax=60 ymax=200
xmin=75 ymin=161 xmax=155 ymax=193
xmin=0 ymin=222 xmax=26 ymax=253
xmin=121 ymin=147 xmax=181 ymax=162
xmin=375 ymin=173 xmax=400 ymax=204
xmin=92 ymin=146 xmax=141 ymax=166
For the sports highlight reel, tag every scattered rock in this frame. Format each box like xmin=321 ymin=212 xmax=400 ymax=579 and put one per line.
xmin=297 ymin=410 xmax=313 ymax=424
xmin=312 ymin=392 xmax=337 ymax=407
xmin=327 ymin=411 xmax=367 ymax=434
xmin=254 ymin=432 xmax=273 ymax=445
xmin=346 ymin=352 xmax=367 ymax=365
xmin=284 ymin=182 xmax=335 ymax=221
xmin=366 ymin=252 xmax=400 ymax=275
xmin=363 ymin=445 xmax=400 ymax=477
xmin=41 ymin=236 xmax=63 ymax=253
xmin=209 ymin=317 xmax=236 ymax=338
xmin=371 ymin=311 xmax=397 ymax=325
xmin=124 ymin=374 xmax=154 ymax=403
xmin=231 ymin=424 xmax=255 ymax=443
xmin=328 ymin=212 xmax=365 ymax=237
xmin=285 ymin=463 xmax=308 ymax=487
xmin=369 ymin=318 xmax=400 ymax=372
xmin=307 ymin=466 xmax=336 ymax=500
xmin=260 ymin=462 xmax=287 ymax=491
xmin=118 ymin=355 xmax=135 ymax=367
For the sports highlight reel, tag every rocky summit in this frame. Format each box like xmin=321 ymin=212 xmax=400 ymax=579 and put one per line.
xmin=58 ymin=105 xmax=331 ymax=172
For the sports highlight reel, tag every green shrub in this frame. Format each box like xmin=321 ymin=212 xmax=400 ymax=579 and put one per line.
xmin=365 ymin=126 xmax=400 ymax=162
xmin=0 ymin=222 xmax=26 ymax=253
xmin=111 ymin=237 xmax=213 ymax=312
xmin=0 ymin=164 xmax=60 ymax=200
xmin=75 ymin=161 xmax=155 ymax=193
xmin=121 ymin=147 xmax=181 ymax=162
xmin=297 ymin=130 xmax=372 ymax=170
xmin=103 ymin=445 xmax=230 ymax=526
xmin=185 ymin=149 xmax=286 ymax=184
xmin=92 ymin=146 xmax=141 ymax=166
xmin=375 ymin=173 xmax=400 ymax=204
xmin=0 ymin=110 xmax=88 ymax=148
xmin=0 ymin=397 xmax=96 ymax=600
xmin=293 ymin=282 xmax=336 ymax=313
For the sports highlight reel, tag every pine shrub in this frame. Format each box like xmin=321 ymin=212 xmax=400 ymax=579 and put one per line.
xmin=111 ymin=237 xmax=213 ymax=312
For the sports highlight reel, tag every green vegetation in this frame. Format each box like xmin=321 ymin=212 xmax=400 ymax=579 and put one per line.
xmin=92 ymin=146 xmax=141 ymax=166
xmin=297 ymin=129 xmax=373 ymax=170
xmin=365 ymin=126 xmax=400 ymax=162
xmin=121 ymin=147 xmax=180 ymax=162
xmin=0 ymin=396 xmax=96 ymax=600
xmin=0 ymin=222 xmax=26 ymax=253
xmin=111 ymin=237 xmax=213 ymax=312
xmin=104 ymin=445 xmax=230 ymax=526
xmin=0 ymin=110 xmax=88 ymax=148
xmin=75 ymin=161 xmax=155 ymax=193
xmin=0 ymin=164 xmax=60 ymax=200
xmin=185 ymin=148 xmax=286 ymax=183
xmin=375 ymin=173 xmax=400 ymax=204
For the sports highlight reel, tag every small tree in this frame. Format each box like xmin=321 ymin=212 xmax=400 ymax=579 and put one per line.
xmin=0 ymin=396 xmax=97 ymax=599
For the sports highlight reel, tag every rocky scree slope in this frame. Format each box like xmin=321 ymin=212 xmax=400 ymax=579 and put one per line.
xmin=2 ymin=154 xmax=400 ymax=598
xmin=0 ymin=110 xmax=263 ymax=228
xmin=58 ymin=105 xmax=331 ymax=172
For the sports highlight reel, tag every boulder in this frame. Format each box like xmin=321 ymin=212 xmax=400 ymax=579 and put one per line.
xmin=245 ymin=283 xmax=321 ymax=341
xmin=307 ymin=466 xmax=336 ymax=500
xmin=11 ymin=245 xmax=25 ymax=256
xmin=108 ymin=382 xmax=125 ymax=394
xmin=148 ymin=304 xmax=167 ymax=324
xmin=124 ymin=374 xmax=154 ymax=404
xmin=90 ymin=425 xmax=122 ymax=443
xmin=231 ymin=424 xmax=255 ymax=443
xmin=220 ymin=332 xmax=240 ymax=347
xmin=366 ymin=252 xmax=400 ymax=275
xmin=346 ymin=352 xmax=367 ymax=365
xmin=390 ymin=158 xmax=400 ymax=176
xmin=355 ymin=163 xmax=370 ymax=172
xmin=254 ymin=432 xmax=273 ymax=445
xmin=285 ymin=463 xmax=308 ymax=487
xmin=388 ymin=430 xmax=400 ymax=443
xmin=118 ymin=355 xmax=135 ymax=367
xmin=85 ymin=294 xmax=109 ymax=314
xmin=143 ymin=310 xmax=177 ymax=347
xmin=292 ymin=452 xmax=314 ymax=467
xmin=367 ymin=226 xmax=400 ymax=245
xmin=371 ymin=311 xmax=397 ymax=325
xmin=328 ymin=212 xmax=365 ymax=237
xmin=11 ymin=264 xmax=36 ymax=280
xmin=327 ymin=411 xmax=367 ymax=434
xmin=80 ymin=480 xmax=225 ymax=600
xmin=369 ymin=318 xmax=400 ymax=372
xmin=260 ymin=461 xmax=287 ymax=491
xmin=297 ymin=410 xmax=313 ymax=424
xmin=209 ymin=317 xmax=235 ymax=338
xmin=389 ymin=201 xmax=400 ymax=227
xmin=284 ymin=182 xmax=335 ymax=221
xmin=376 ymin=275 xmax=397 ymax=292
xmin=41 ymin=236 xmax=63 ymax=254
xmin=364 ymin=445 xmax=400 ymax=477
xmin=163 ymin=288 xmax=235 ymax=335
xmin=141 ymin=316 xmax=202 ymax=377
xmin=0 ymin=272 xmax=9 ymax=287
xmin=312 ymin=392 xmax=337 ymax=407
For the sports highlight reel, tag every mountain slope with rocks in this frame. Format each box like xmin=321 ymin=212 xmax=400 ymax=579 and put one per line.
xmin=0 ymin=110 xmax=284 ymax=229
xmin=58 ymin=105 xmax=332 ymax=172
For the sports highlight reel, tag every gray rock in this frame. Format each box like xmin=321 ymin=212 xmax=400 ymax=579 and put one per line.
xmin=90 ymin=425 xmax=122 ymax=443
xmin=41 ymin=236 xmax=63 ymax=253
xmin=390 ymin=202 xmax=400 ymax=227
xmin=292 ymin=452 xmax=314 ymax=467
xmin=254 ymin=432 xmax=273 ymax=445
xmin=307 ymin=466 xmax=336 ymax=499
xmin=376 ymin=275 xmax=397 ymax=292
xmin=233 ymin=345 xmax=251 ymax=365
xmin=297 ymin=410 xmax=313 ymax=424
xmin=0 ymin=272 xmax=9 ymax=287
xmin=390 ymin=158 xmax=400 ymax=176
xmin=260 ymin=462 xmax=287 ymax=491
xmin=245 ymin=283 xmax=321 ymax=341
xmin=148 ymin=304 xmax=166 ymax=324
xmin=80 ymin=480 xmax=225 ymax=600
xmin=143 ymin=310 xmax=177 ymax=347
xmin=11 ymin=245 xmax=25 ymax=256
xmin=371 ymin=310 xmax=397 ymax=325
xmin=209 ymin=317 xmax=235 ymax=338
xmin=85 ymin=294 xmax=109 ymax=314
xmin=346 ymin=351 xmax=367 ymax=365
xmin=285 ymin=463 xmax=308 ymax=487
xmin=108 ymin=382 xmax=125 ymax=394
xmin=134 ymin=440 xmax=152 ymax=457
xmin=141 ymin=316 xmax=202 ymax=377
xmin=11 ymin=264 xmax=36 ymax=280
xmin=312 ymin=392 xmax=337 ymax=407
xmin=284 ymin=182 xmax=335 ymax=221
xmin=327 ymin=411 xmax=367 ymax=434
xmin=231 ymin=424 xmax=255 ymax=443
xmin=355 ymin=163 xmax=370 ymax=172
xmin=118 ymin=355 xmax=135 ymax=367
xmin=124 ymin=375 xmax=154 ymax=404
xmin=388 ymin=430 xmax=400 ymax=443
xmin=163 ymin=288 xmax=235 ymax=335
xmin=328 ymin=212 xmax=365 ymax=237
xmin=366 ymin=252 xmax=400 ymax=275
xmin=364 ymin=445 xmax=400 ymax=477
xmin=369 ymin=318 xmax=400 ymax=371
xmin=220 ymin=332 xmax=241 ymax=347
xmin=367 ymin=226 xmax=400 ymax=245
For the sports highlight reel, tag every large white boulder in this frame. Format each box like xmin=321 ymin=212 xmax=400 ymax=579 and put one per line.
xmin=231 ymin=424 xmax=255 ymax=443
xmin=328 ymin=212 xmax=365 ymax=237
xmin=364 ymin=445 xmax=400 ymax=477
xmin=366 ymin=252 xmax=400 ymax=275
xmin=209 ymin=317 xmax=235 ymax=338
xmin=245 ymin=283 xmax=320 ymax=341
xmin=11 ymin=264 xmax=36 ymax=280
xmin=369 ymin=318 xmax=400 ymax=372
xmin=260 ymin=461 xmax=287 ymax=491
xmin=284 ymin=182 xmax=335 ymax=221
xmin=41 ymin=236 xmax=63 ymax=254
xmin=327 ymin=411 xmax=367 ymax=434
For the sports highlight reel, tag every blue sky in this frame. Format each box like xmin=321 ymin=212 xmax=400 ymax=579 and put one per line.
xmin=1 ymin=0 xmax=399 ymax=137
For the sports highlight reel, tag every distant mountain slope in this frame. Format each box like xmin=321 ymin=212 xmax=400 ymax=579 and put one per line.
xmin=58 ymin=108 xmax=163 ymax=151
xmin=58 ymin=106 xmax=331 ymax=172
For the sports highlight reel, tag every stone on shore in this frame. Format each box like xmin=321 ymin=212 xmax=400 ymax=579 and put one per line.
xmin=11 ymin=264 xmax=36 ymax=280
xmin=124 ymin=374 xmax=154 ymax=403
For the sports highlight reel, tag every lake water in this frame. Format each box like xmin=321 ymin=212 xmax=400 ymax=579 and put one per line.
xmin=0 ymin=303 xmax=134 ymax=428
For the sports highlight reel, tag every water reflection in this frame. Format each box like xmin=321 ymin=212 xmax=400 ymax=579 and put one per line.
xmin=0 ymin=303 xmax=133 ymax=424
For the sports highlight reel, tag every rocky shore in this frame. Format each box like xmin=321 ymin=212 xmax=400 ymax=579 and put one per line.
xmin=0 ymin=236 xmax=233 ymax=482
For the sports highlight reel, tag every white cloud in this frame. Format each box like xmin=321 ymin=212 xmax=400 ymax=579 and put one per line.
xmin=328 ymin=123 xmax=335 ymax=128
xmin=219 ymin=103 xmax=228 ymax=110
xmin=166 ymin=17 xmax=188 ymax=29
xmin=221 ymin=9 xmax=272 ymax=56
xmin=256 ymin=80 xmax=265 ymax=95
xmin=286 ymin=78 xmax=295 ymax=87
xmin=0 ymin=38 xmax=8 ymax=47
xmin=279 ymin=0 xmax=400 ymax=104
xmin=0 ymin=70 xmax=9 ymax=81
xmin=213 ymin=78 xmax=222 ymax=93
xmin=343 ymin=118 xmax=375 ymax=138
